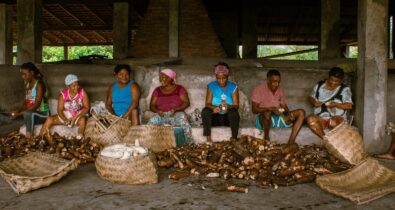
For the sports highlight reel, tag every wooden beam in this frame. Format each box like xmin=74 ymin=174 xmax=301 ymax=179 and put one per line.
xmin=260 ymin=48 xmax=318 ymax=59
xmin=43 ymin=26 xmax=112 ymax=31
xmin=44 ymin=31 xmax=65 ymax=43
xmin=57 ymin=31 xmax=75 ymax=43
xmin=43 ymin=42 xmax=113 ymax=46
xmin=74 ymin=31 xmax=90 ymax=42
xmin=42 ymin=7 xmax=67 ymax=26
xmin=92 ymin=31 xmax=106 ymax=41
xmin=82 ymin=4 xmax=107 ymax=25
xmin=58 ymin=4 xmax=85 ymax=26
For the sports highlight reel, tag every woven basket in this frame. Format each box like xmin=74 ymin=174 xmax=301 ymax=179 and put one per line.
xmin=316 ymin=158 xmax=395 ymax=205
xmin=95 ymin=148 xmax=158 ymax=185
xmin=0 ymin=152 xmax=78 ymax=194
xmin=85 ymin=113 xmax=131 ymax=146
xmin=323 ymin=123 xmax=367 ymax=165
xmin=123 ymin=125 xmax=176 ymax=153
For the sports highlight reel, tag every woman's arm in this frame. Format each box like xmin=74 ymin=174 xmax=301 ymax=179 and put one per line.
xmin=251 ymin=102 xmax=277 ymax=114
xmin=205 ymin=88 xmax=220 ymax=113
xmin=173 ymin=93 xmax=190 ymax=112
xmin=327 ymin=102 xmax=353 ymax=110
xmin=105 ymin=85 xmax=115 ymax=115
xmin=123 ymin=83 xmax=141 ymax=117
xmin=57 ymin=94 xmax=68 ymax=123
xmin=75 ymin=89 xmax=90 ymax=119
xmin=308 ymin=96 xmax=323 ymax=107
xmin=229 ymin=88 xmax=239 ymax=109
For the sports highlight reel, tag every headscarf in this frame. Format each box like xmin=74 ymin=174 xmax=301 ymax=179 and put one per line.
xmin=160 ymin=69 xmax=177 ymax=82
xmin=214 ymin=64 xmax=229 ymax=75
xmin=65 ymin=74 xmax=79 ymax=86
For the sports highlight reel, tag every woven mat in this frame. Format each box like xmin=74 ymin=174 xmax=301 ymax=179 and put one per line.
xmin=316 ymin=158 xmax=395 ymax=205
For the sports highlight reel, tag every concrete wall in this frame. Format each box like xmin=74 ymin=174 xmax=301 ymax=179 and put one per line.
xmin=3 ymin=60 xmax=395 ymax=152
xmin=0 ymin=61 xmax=346 ymax=125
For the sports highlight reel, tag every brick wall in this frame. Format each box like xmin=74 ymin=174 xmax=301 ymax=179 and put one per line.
xmin=131 ymin=0 xmax=225 ymax=58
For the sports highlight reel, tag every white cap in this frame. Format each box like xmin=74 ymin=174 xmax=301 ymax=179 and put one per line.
xmin=65 ymin=74 xmax=79 ymax=86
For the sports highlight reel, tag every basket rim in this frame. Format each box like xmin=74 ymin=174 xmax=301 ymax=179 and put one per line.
xmin=0 ymin=152 xmax=78 ymax=180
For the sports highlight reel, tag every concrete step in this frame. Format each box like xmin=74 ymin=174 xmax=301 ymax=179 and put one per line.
xmin=19 ymin=124 xmax=322 ymax=146
xmin=191 ymin=126 xmax=322 ymax=145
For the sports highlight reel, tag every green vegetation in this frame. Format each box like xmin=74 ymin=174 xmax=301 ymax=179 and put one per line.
xmin=67 ymin=46 xmax=113 ymax=60
xmin=257 ymin=45 xmax=318 ymax=60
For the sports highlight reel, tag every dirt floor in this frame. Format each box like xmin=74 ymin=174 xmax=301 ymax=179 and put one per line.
xmin=1 ymin=123 xmax=395 ymax=210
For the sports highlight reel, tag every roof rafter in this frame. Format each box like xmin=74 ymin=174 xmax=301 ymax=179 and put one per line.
xmin=43 ymin=7 xmax=67 ymax=26
xmin=92 ymin=31 xmax=107 ymax=41
xmin=74 ymin=31 xmax=90 ymax=42
xmin=58 ymin=4 xmax=85 ymax=26
xmin=82 ymin=4 xmax=107 ymax=25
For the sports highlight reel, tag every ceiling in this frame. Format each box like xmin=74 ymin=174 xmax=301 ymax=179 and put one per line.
xmin=5 ymin=0 xmax=395 ymax=46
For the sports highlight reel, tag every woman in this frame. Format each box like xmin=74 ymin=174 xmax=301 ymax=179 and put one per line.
xmin=106 ymin=64 xmax=141 ymax=126
xmin=202 ymin=62 xmax=240 ymax=142
xmin=40 ymin=74 xmax=90 ymax=143
xmin=11 ymin=62 xmax=50 ymax=138
xmin=148 ymin=68 xmax=192 ymax=141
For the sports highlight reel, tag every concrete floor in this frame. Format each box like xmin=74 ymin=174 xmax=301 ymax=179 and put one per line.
xmin=0 ymin=159 xmax=395 ymax=209
xmin=1 ymin=123 xmax=395 ymax=210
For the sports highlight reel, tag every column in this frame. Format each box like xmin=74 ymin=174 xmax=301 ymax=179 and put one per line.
xmin=320 ymin=0 xmax=341 ymax=60
xmin=356 ymin=0 xmax=388 ymax=153
xmin=17 ymin=0 xmax=42 ymax=64
xmin=0 ymin=3 xmax=13 ymax=64
xmin=241 ymin=1 xmax=257 ymax=59
xmin=169 ymin=0 xmax=179 ymax=58
xmin=113 ymin=2 xmax=130 ymax=59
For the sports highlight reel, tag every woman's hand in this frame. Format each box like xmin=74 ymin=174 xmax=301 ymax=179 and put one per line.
xmin=325 ymin=102 xmax=337 ymax=108
xmin=158 ymin=110 xmax=164 ymax=117
xmin=10 ymin=111 xmax=20 ymax=120
xmin=213 ymin=107 xmax=221 ymax=113
xmin=314 ymin=99 xmax=324 ymax=107
xmin=168 ymin=109 xmax=175 ymax=116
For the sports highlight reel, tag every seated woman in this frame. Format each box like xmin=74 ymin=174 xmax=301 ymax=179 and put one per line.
xmin=148 ymin=68 xmax=192 ymax=141
xmin=40 ymin=74 xmax=90 ymax=143
xmin=202 ymin=62 xmax=240 ymax=142
xmin=106 ymin=64 xmax=141 ymax=126
xmin=11 ymin=62 xmax=50 ymax=138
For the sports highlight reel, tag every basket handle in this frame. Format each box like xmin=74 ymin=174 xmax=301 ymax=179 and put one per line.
xmin=91 ymin=114 xmax=107 ymax=131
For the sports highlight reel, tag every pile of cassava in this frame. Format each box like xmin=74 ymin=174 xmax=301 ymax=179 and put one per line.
xmin=0 ymin=131 xmax=101 ymax=163
xmin=157 ymin=135 xmax=350 ymax=188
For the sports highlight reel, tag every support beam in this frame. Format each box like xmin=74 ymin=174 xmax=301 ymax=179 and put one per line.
xmin=63 ymin=45 xmax=68 ymax=60
xmin=320 ymin=0 xmax=341 ymax=60
xmin=356 ymin=0 xmax=388 ymax=153
xmin=169 ymin=0 xmax=179 ymax=58
xmin=113 ymin=2 xmax=130 ymax=59
xmin=17 ymin=0 xmax=42 ymax=64
xmin=0 ymin=3 xmax=13 ymax=64
xmin=241 ymin=1 xmax=257 ymax=59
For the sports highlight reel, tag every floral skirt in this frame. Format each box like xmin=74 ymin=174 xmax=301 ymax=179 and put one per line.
xmin=148 ymin=112 xmax=192 ymax=141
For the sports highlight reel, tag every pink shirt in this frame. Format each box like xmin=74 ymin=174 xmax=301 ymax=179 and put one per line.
xmin=250 ymin=82 xmax=286 ymax=108
xmin=152 ymin=85 xmax=187 ymax=112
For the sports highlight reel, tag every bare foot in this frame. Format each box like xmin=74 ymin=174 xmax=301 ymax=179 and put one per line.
xmin=374 ymin=153 xmax=395 ymax=160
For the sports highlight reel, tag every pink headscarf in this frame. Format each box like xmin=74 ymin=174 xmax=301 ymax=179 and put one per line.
xmin=160 ymin=68 xmax=177 ymax=82
xmin=214 ymin=65 xmax=229 ymax=75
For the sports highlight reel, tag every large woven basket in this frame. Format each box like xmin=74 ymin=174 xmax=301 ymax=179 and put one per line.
xmin=95 ymin=148 xmax=158 ymax=185
xmin=323 ymin=123 xmax=367 ymax=165
xmin=0 ymin=152 xmax=78 ymax=194
xmin=85 ymin=113 xmax=131 ymax=146
xmin=123 ymin=125 xmax=176 ymax=153
xmin=316 ymin=158 xmax=395 ymax=205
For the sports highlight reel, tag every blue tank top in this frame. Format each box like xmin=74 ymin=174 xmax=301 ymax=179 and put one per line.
xmin=208 ymin=81 xmax=237 ymax=106
xmin=112 ymin=80 xmax=133 ymax=116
